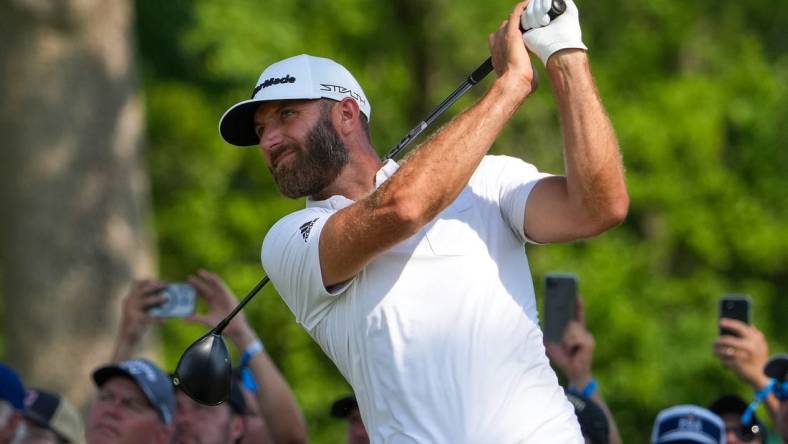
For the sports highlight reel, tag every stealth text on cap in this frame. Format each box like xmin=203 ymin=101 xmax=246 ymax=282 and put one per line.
xmin=251 ymin=75 xmax=297 ymax=97
xmin=320 ymin=83 xmax=367 ymax=105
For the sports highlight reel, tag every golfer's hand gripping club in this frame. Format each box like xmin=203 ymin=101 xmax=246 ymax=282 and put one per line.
xmin=521 ymin=0 xmax=586 ymax=65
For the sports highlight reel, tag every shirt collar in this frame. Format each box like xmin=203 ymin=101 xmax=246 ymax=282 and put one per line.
xmin=306 ymin=159 xmax=399 ymax=210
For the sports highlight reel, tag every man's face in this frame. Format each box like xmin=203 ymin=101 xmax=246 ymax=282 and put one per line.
xmin=0 ymin=402 xmax=23 ymax=444
xmin=721 ymin=412 xmax=763 ymax=444
xmin=346 ymin=407 xmax=369 ymax=444
xmin=238 ymin=387 xmax=269 ymax=444
xmin=254 ymin=99 xmax=349 ymax=198
xmin=86 ymin=377 xmax=171 ymax=444
xmin=173 ymin=390 xmax=243 ymax=444
xmin=18 ymin=421 xmax=59 ymax=444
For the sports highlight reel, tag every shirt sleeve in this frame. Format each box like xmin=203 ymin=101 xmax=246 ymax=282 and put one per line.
xmin=481 ymin=155 xmax=552 ymax=245
xmin=261 ymin=208 xmax=353 ymax=331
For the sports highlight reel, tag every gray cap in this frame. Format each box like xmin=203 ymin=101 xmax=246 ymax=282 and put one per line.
xmin=92 ymin=359 xmax=175 ymax=425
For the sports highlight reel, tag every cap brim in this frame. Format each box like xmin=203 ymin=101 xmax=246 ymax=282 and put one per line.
xmin=330 ymin=395 xmax=358 ymax=418
xmin=708 ymin=394 xmax=748 ymax=415
xmin=92 ymin=365 xmax=132 ymax=388
xmin=765 ymin=355 xmax=788 ymax=381
xmin=219 ymin=99 xmax=267 ymax=147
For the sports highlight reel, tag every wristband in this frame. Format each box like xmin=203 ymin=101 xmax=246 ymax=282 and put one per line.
xmin=776 ymin=380 xmax=788 ymax=401
xmin=569 ymin=378 xmax=597 ymax=398
xmin=240 ymin=339 xmax=264 ymax=367
xmin=741 ymin=379 xmax=775 ymax=425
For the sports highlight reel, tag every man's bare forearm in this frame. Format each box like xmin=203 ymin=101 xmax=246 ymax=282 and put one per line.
xmin=320 ymin=74 xmax=531 ymax=286
xmin=547 ymin=50 xmax=628 ymax=228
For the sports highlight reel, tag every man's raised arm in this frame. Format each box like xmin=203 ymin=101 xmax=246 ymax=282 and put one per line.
xmin=521 ymin=0 xmax=629 ymax=243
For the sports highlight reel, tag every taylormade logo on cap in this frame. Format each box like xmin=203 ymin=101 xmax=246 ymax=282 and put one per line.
xmin=251 ymin=75 xmax=298 ymax=97
xmin=219 ymin=54 xmax=372 ymax=147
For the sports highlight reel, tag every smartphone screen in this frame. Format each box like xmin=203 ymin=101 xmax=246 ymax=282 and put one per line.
xmin=147 ymin=283 xmax=196 ymax=317
xmin=543 ymin=273 xmax=578 ymax=343
xmin=719 ymin=294 xmax=751 ymax=336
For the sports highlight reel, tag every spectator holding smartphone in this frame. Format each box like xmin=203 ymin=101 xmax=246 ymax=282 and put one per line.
xmin=713 ymin=318 xmax=780 ymax=429
xmin=112 ymin=270 xmax=307 ymax=444
xmin=544 ymin=296 xmax=622 ymax=444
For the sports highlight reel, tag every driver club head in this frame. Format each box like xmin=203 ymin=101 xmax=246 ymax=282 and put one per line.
xmin=172 ymin=331 xmax=232 ymax=405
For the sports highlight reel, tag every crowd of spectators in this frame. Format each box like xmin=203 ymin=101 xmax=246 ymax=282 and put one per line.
xmin=1 ymin=273 xmax=785 ymax=444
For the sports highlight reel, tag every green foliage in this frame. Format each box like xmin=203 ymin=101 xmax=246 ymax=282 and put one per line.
xmin=134 ymin=0 xmax=788 ymax=441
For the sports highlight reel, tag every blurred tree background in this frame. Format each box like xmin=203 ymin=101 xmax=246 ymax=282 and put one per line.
xmin=2 ymin=0 xmax=786 ymax=442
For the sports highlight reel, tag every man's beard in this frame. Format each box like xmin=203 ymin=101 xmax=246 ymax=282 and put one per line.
xmin=270 ymin=112 xmax=349 ymax=199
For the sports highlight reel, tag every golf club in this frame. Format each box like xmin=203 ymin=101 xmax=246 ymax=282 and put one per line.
xmin=172 ymin=276 xmax=269 ymax=405
xmin=174 ymin=0 xmax=567 ymax=406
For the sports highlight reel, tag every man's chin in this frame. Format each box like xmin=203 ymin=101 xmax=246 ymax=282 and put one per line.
xmin=87 ymin=425 xmax=121 ymax=444
xmin=173 ymin=433 xmax=200 ymax=444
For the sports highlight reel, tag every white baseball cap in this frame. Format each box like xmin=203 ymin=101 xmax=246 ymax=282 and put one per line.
xmin=219 ymin=54 xmax=371 ymax=147
xmin=650 ymin=405 xmax=725 ymax=444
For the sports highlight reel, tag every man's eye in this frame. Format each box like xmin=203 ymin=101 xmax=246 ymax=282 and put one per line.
xmin=281 ymin=109 xmax=296 ymax=118
xmin=254 ymin=126 xmax=264 ymax=138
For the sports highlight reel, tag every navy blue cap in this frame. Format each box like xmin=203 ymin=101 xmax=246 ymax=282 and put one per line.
xmin=651 ymin=405 xmax=725 ymax=444
xmin=0 ymin=363 xmax=25 ymax=410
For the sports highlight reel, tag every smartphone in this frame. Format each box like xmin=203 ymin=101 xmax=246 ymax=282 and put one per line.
xmin=718 ymin=294 xmax=751 ymax=336
xmin=543 ymin=273 xmax=578 ymax=343
xmin=146 ymin=283 xmax=196 ymax=317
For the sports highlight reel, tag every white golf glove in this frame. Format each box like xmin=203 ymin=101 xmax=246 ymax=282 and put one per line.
xmin=521 ymin=0 xmax=587 ymax=65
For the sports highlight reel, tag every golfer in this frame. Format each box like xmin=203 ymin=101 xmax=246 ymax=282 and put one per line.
xmin=219 ymin=1 xmax=628 ymax=442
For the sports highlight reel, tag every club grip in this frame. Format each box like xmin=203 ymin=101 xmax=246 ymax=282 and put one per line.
xmin=520 ymin=0 xmax=567 ymax=33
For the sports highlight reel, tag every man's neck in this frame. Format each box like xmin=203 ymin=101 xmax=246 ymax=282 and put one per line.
xmin=311 ymin=145 xmax=383 ymax=202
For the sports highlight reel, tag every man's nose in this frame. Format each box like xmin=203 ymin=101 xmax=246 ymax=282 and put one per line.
xmin=258 ymin=124 xmax=284 ymax=152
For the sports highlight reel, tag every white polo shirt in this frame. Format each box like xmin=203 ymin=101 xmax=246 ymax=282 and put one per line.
xmin=262 ymin=155 xmax=582 ymax=443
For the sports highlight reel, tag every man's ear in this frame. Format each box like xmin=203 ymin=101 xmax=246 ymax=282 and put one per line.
xmin=154 ymin=424 xmax=175 ymax=444
xmin=335 ymin=97 xmax=361 ymax=136
xmin=229 ymin=415 xmax=245 ymax=440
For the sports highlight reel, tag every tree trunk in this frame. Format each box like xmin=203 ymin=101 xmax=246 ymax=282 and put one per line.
xmin=0 ymin=0 xmax=154 ymax=408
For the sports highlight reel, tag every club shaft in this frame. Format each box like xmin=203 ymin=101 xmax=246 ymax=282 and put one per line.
xmin=384 ymin=58 xmax=493 ymax=161
xmin=214 ymin=275 xmax=270 ymax=334
xmin=384 ymin=0 xmax=565 ymax=160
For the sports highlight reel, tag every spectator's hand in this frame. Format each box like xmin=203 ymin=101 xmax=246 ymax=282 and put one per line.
xmin=186 ymin=270 xmax=256 ymax=349
xmin=713 ymin=319 xmax=771 ymax=388
xmin=545 ymin=297 xmax=595 ymax=387
xmin=119 ymin=279 xmax=167 ymax=344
